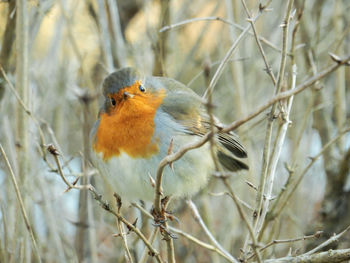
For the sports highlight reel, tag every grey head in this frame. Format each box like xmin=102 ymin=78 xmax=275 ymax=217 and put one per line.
xmin=102 ymin=67 xmax=144 ymax=97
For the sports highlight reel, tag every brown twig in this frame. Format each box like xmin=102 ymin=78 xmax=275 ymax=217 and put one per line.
xmin=0 ymin=66 xmax=51 ymax=169
xmin=170 ymin=227 xmax=237 ymax=263
xmin=247 ymin=231 xmax=323 ymax=260
xmin=47 ymin=145 xmax=164 ymax=263
xmin=251 ymin=0 xmax=294 ymax=245
xmin=202 ymin=12 xmax=262 ymax=99
xmin=260 ymin=127 xmax=350 ymax=235
xmin=256 ymin=63 xmax=297 ymax=240
xmin=219 ymin=180 xmax=263 ymax=263
xmin=0 ymin=144 xmax=42 ymax=263
xmin=160 ymin=16 xmax=284 ymax=54
xmin=187 ymin=200 xmax=240 ymax=263
xmin=304 ymin=225 xmax=350 ymax=255
xmin=155 ymin=54 xmax=350 ymax=181
xmin=114 ymin=195 xmax=133 ymax=263
xmin=132 ymin=202 xmax=237 ymax=263
xmin=265 ymin=248 xmax=350 ymax=263
xmin=240 ymin=0 xmax=276 ymax=84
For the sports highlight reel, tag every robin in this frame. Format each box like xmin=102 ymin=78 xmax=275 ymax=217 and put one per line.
xmin=90 ymin=67 xmax=248 ymax=202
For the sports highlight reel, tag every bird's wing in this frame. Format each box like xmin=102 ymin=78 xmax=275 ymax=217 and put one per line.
xmin=154 ymin=77 xmax=248 ymax=171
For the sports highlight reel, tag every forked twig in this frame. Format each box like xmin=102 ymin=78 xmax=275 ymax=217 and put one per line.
xmin=47 ymin=145 xmax=164 ymax=263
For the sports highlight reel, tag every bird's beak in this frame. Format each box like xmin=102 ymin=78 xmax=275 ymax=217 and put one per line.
xmin=123 ymin=91 xmax=134 ymax=100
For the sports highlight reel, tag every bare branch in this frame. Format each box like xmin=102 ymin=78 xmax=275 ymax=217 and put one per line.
xmin=160 ymin=16 xmax=284 ymax=54
xmin=155 ymin=54 xmax=350 ymax=181
xmin=265 ymin=248 xmax=350 ymax=263
xmin=187 ymin=200 xmax=239 ymax=263
xmin=305 ymin=225 xmax=350 ymax=255
xmin=247 ymin=231 xmax=323 ymax=260
xmin=0 ymin=144 xmax=42 ymax=263
xmin=47 ymin=145 xmax=164 ymax=263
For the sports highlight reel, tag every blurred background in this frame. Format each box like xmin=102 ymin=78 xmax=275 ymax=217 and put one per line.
xmin=0 ymin=0 xmax=349 ymax=262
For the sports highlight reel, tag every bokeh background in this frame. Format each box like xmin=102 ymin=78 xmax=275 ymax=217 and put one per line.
xmin=0 ymin=0 xmax=349 ymax=262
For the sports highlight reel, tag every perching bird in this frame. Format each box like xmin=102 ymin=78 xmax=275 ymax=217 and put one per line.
xmin=90 ymin=67 xmax=248 ymax=201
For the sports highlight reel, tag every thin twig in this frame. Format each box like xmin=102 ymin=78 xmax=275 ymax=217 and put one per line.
xmin=0 ymin=144 xmax=42 ymax=263
xmin=257 ymin=63 xmax=297 ymax=239
xmin=220 ymin=180 xmax=263 ymax=263
xmin=277 ymin=127 xmax=350 ymax=211
xmin=261 ymin=127 xmax=350 ymax=234
xmin=0 ymin=66 xmax=51 ymax=169
xmin=252 ymin=0 xmax=294 ymax=244
xmin=170 ymin=227 xmax=236 ymax=263
xmin=160 ymin=16 xmax=234 ymax=32
xmin=240 ymin=0 xmax=276 ymax=84
xmin=114 ymin=194 xmax=133 ymax=263
xmin=160 ymin=16 xmax=284 ymax=54
xmin=88 ymin=187 xmax=163 ymax=263
xmin=132 ymin=202 xmax=237 ymax=263
xmin=187 ymin=57 xmax=248 ymax=88
xmin=165 ymin=226 xmax=176 ymax=263
xmin=203 ymin=12 xmax=262 ymax=99
xmin=155 ymin=54 xmax=350 ymax=178
xmin=304 ymin=225 xmax=350 ymax=255
xmin=138 ymin=228 xmax=158 ymax=263
xmin=187 ymin=200 xmax=240 ymax=263
xmin=219 ymin=53 xmax=349 ymax=132
xmin=247 ymin=231 xmax=323 ymax=260
xmin=265 ymin=248 xmax=350 ymax=263
xmin=47 ymin=145 xmax=164 ymax=263
xmin=47 ymin=145 xmax=89 ymax=191
xmin=211 ymin=191 xmax=254 ymax=211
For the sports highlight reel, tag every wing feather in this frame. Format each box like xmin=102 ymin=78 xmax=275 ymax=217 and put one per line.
xmin=155 ymin=77 xmax=248 ymax=171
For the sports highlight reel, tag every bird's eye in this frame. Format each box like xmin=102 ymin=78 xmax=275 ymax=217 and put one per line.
xmin=139 ymin=84 xmax=145 ymax=92
xmin=111 ymin=97 xmax=116 ymax=106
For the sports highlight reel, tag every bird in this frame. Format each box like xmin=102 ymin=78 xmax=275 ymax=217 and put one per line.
xmin=90 ymin=67 xmax=248 ymax=202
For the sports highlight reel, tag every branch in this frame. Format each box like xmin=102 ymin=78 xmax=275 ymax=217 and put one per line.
xmin=132 ymin=202 xmax=237 ymax=263
xmin=202 ymin=11 xmax=263 ymax=99
xmin=304 ymin=225 xmax=350 ymax=255
xmin=170 ymin=227 xmax=236 ymax=263
xmin=187 ymin=200 xmax=240 ymax=263
xmin=247 ymin=231 xmax=323 ymax=260
xmin=155 ymin=54 xmax=350 ymax=180
xmin=220 ymin=178 xmax=263 ymax=263
xmin=252 ymin=0 xmax=294 ymax=243
xmin=256 ymin=63 xmax=297 ymax=239
xmin=240 ymin=0 xmax=277 ymax=84
xmin=265 ymin=248 xmax=350 ymax=263
xmin=47 ymin=145 xmax=164 ymax=263
xmin=0 ymin=66 xmax=52 ymax=170
xmin=160 ymin=16 xmax=284 ymax=54
xmin=222 ymin=53 xmax=350 ymax=133
xmin=0 ymin=144 xmax=42 ymax=263
xmin=271 ymin=127 xmax=350 ymax=222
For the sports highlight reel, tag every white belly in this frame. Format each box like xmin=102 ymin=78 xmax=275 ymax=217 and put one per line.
xmin=91 ymin=111 xmax=213 ymax=202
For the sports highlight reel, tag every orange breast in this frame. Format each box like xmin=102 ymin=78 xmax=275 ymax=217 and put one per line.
xmin=93 ymin=89 xmax=165 ymax=160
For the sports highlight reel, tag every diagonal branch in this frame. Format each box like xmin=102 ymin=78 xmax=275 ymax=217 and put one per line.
xmin=155 ymin=54 xmax=350 ymax=181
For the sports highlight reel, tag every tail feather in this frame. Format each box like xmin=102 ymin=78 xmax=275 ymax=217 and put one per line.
xmin=217 ymin=151 xmax=249 ymax=172
xmin=218 ymin=132 xmax=247 ymax=158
